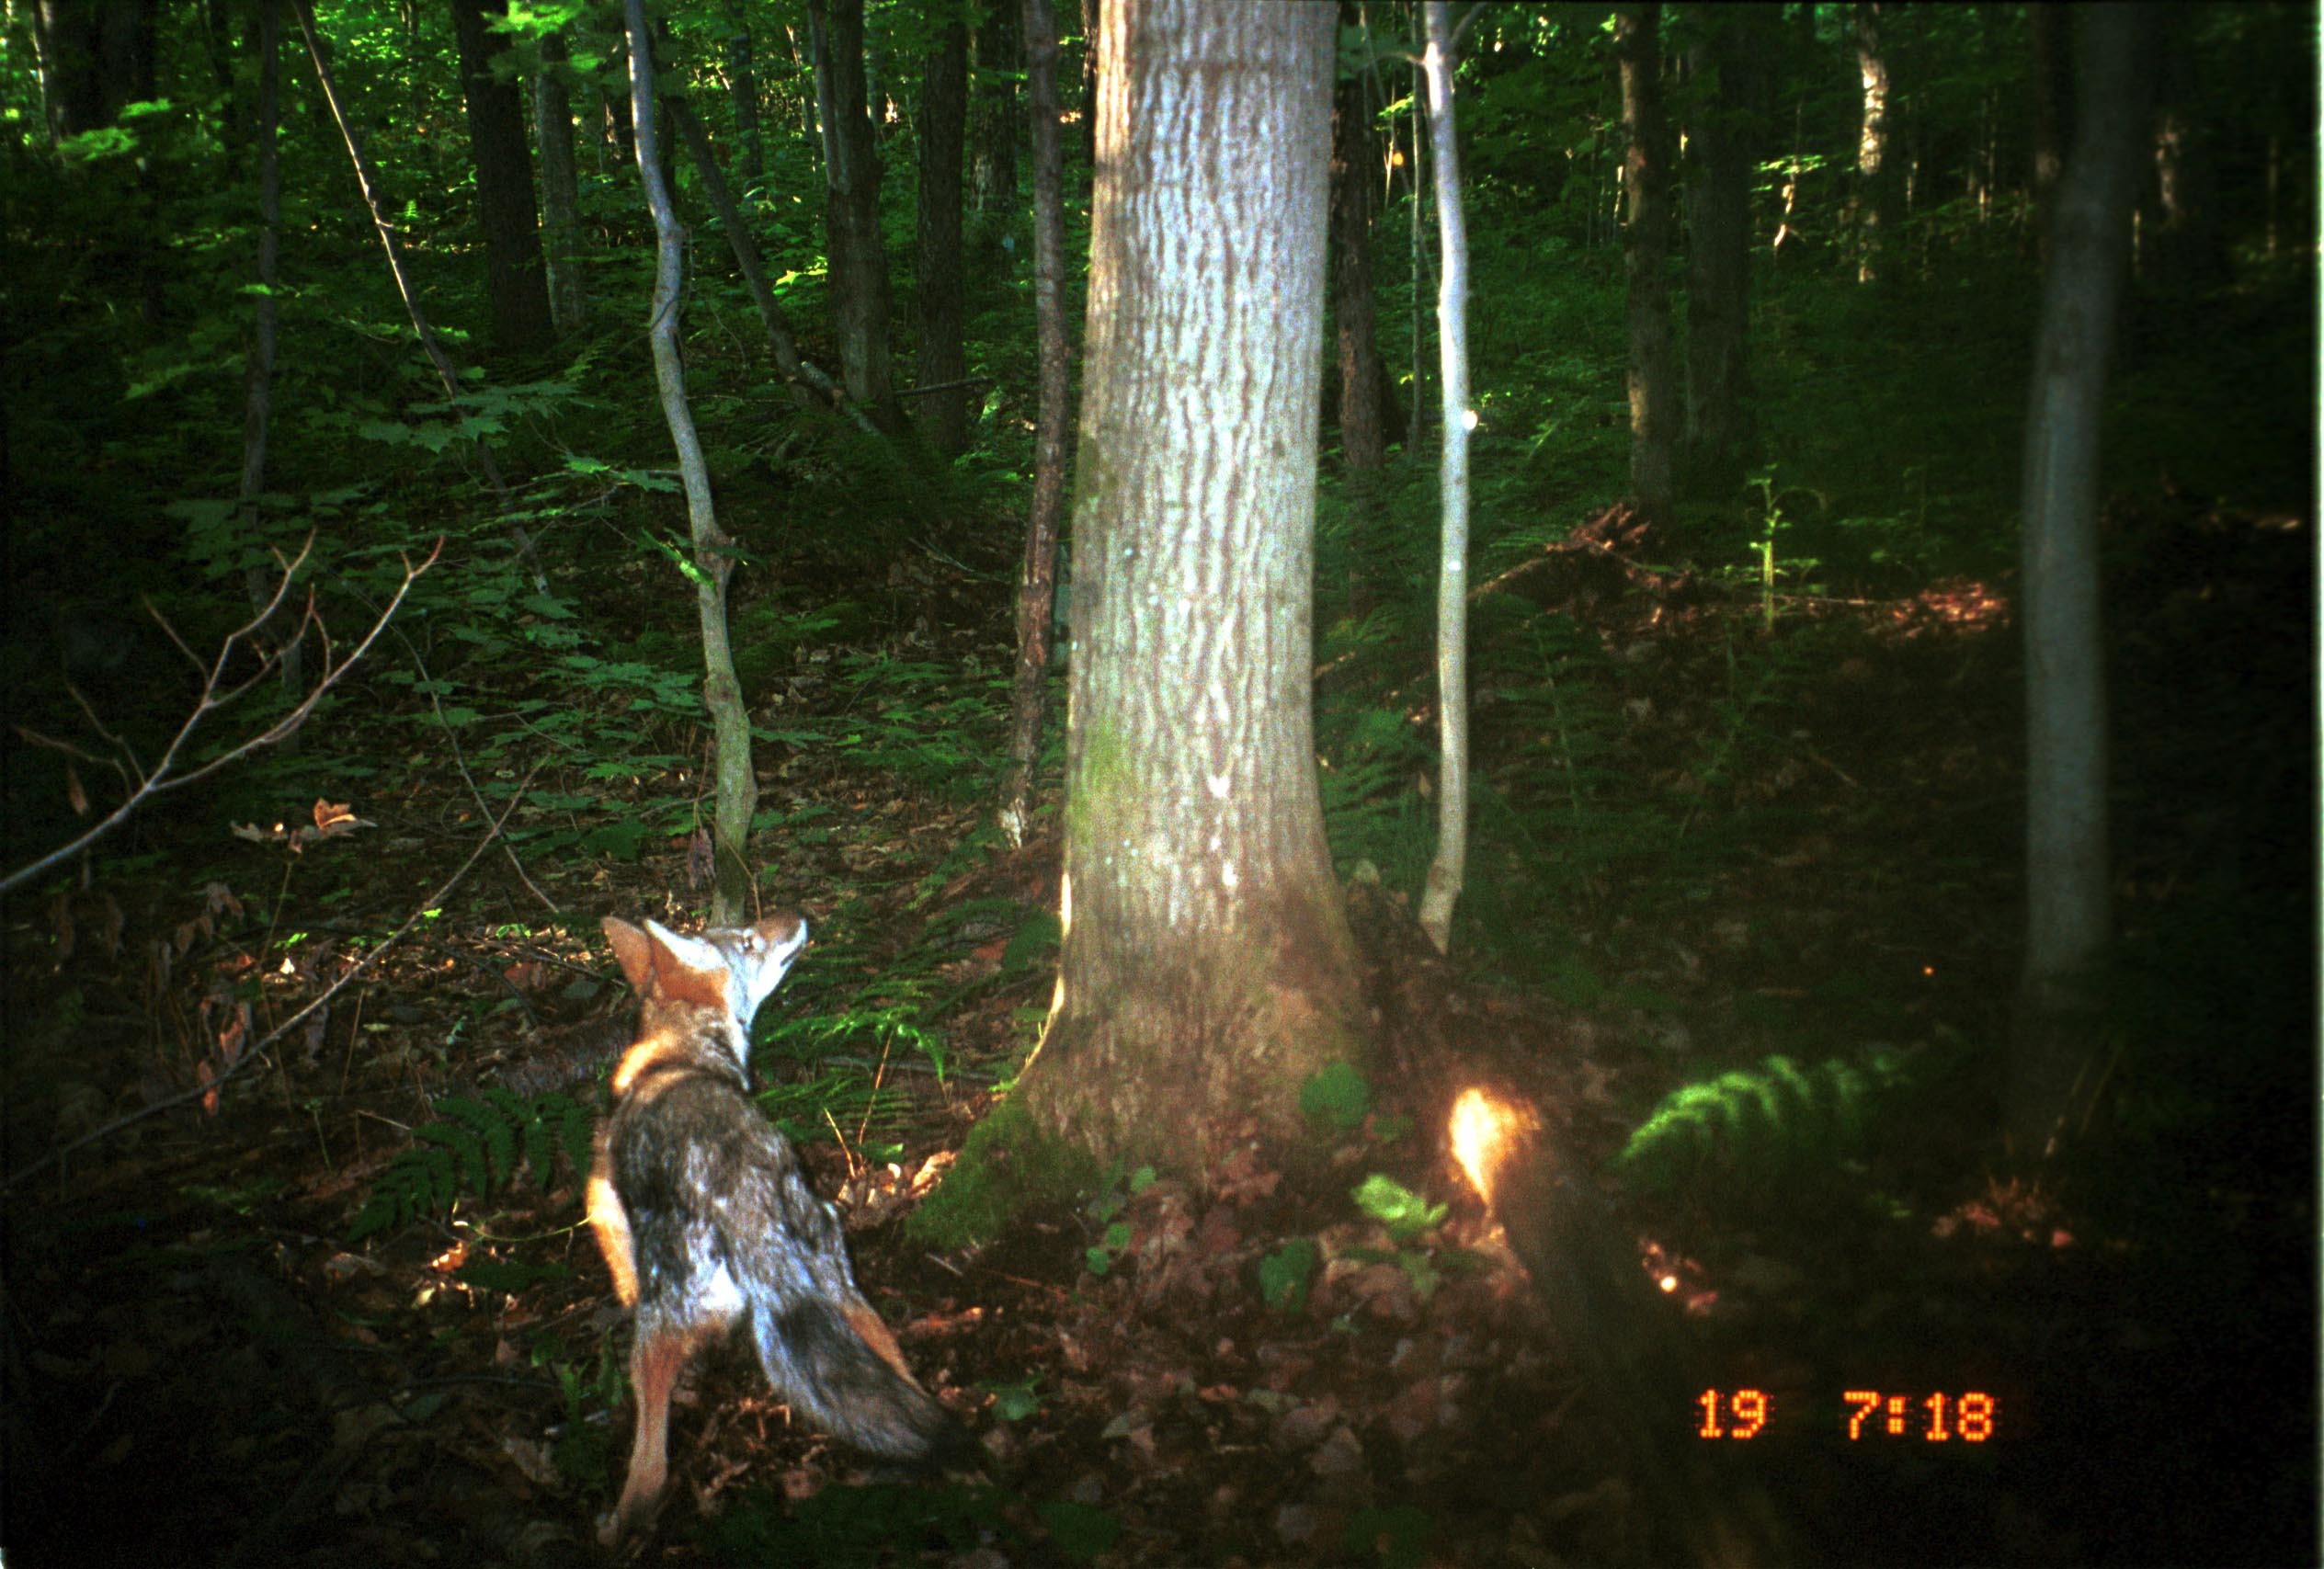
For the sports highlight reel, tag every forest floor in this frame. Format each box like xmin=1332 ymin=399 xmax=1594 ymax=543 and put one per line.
xmin=0 ymin=488 xmax=2312 ymax=1568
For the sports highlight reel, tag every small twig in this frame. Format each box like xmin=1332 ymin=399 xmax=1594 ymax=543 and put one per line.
xmin=336 ymin=986 xmax=368 ymax=1096
xmin=856 ymin=1029 xmax=895 ymax=1150
xmin=823 ymin=1107 xmax=859 ymax=1180
xmin=894 ymin=375 xmax=994 ymax=402
xmin=3 ymin=758 xmax=535 ymax=1192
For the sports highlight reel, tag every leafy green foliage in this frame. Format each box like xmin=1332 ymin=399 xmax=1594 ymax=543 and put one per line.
xmin=1082 ymin=1161 xmax=1154 ymax=1277
xmin=827 ymin=654 xmax=1011 ymax=803
xmin=347 ymin=1089 xmax=593 ymax=1241
xmin=983 ymin=1375 xmax=1044 ymax=1423
xmin=1612 ymin=1050 xmax=1908 ymax=1199
xmin=1298 ymin=1061 xmax=1373 ymax=1132
xmin=1316 ymin=698 xmax=1435 ymax=888
xmin=1350 ymin=1174 xmax=1447 ymax=1245
xmin=1259 ymin=1236 xmax=1320 ymax=1313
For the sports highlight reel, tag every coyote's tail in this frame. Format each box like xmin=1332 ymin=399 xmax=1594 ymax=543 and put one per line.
xmin=748 ymin=1291 xmax=970 ymax=1467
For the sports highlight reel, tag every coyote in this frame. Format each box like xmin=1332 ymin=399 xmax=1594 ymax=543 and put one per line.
xmin=588 ymin=913 xmax=961 ymax=1544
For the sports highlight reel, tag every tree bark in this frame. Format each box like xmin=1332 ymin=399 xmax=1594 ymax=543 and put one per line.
xmin=2147 ymin=35 xmax=2227 ymax=293
xmin=2006 ymin=4 xmax=2161 ymax=1163
xmin=1615 ymin=4 xmax=1676 ymax=522
xmin=534 ymin=28 xmax=585 ymax=335
xmin=1077 ymin=0 xmax=1099 ymax=172
xmin=31 ymin=0 xmax=163 ymax=321
xmin=1021 ymin=0 xmax=1364 ymax=1174
xmin=999 ymin=0 xmax=1069 ymax=850
xmin=449 ymin=0 xmax=555 ymax=357
xmin=725 ymin=5 xmax=765 ymax=193
xmin=1851 ymin=0 xmax=1894 ymax=284
xmin=1329 ymin=4 xmax=1385 ymax=479
xmin=1416 ymin=2 xmax=1470 ymax=959
xmin=2028 ymin=1 xmax=2070 ymax=261
xmin=622 ymin=0 xmax=758 ymax=924
xmin=787 ymin=25 xmax=818 ymax=140
xmin=972 ymin=0 xmax=1021 ymax=215
xmin=917 ymin=17 xmax=971 ymax=454
xmin=30 ymin=0 xmax=157 ymax=140
xmin=807 ymin=0 xmax=901 ymax=426
xmin=1681 ymin=2 xmax=1771 ymax=499
xmin=239 ymin=0 xmax=292 ymax=687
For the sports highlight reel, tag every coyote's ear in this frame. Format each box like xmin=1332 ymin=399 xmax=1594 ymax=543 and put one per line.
xmin=639 ymin=919 xmax=732 ymax=1010
xmin=601 ymin=916 xmax=656 ymax=991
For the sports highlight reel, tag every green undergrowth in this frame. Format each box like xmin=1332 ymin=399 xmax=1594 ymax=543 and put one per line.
xmin=349 ymin=1089 xmax=594 ymax=1241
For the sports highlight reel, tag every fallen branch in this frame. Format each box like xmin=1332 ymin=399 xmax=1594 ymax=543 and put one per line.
xmin=4 ymin=537 xmax=441 ymax=897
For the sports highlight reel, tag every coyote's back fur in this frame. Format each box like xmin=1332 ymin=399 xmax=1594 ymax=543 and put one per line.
xmin=587 ymin=913 xmax=960 ymax=1544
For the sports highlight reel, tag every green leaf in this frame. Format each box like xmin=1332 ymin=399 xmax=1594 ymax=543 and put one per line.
xmin=581 ymin=819 xmax=651 ymax=860
xmin=1259 ymin=1236 xmax=1318 ymax=1312
xmin=1350 ymin=1174 xmax=1445 ymax=1243
xmin=985 ymin=1377 xmax=1043 ymax=1422
xmin=1299 ymin=1061 xmax=1372 ymax=1131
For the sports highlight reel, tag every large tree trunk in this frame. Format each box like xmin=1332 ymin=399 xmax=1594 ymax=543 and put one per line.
xmin=916 ymin=17 xmax=970 ymax=454
xmin=1681 ymin=2 xmax=1771 ymax=500
xmin=1021 ymin=0 xmax=1363 ymax=1174
xmin=1614 ymin=4 xmax=1676 ymax=522
xmin=971 ymin=0 xmax=1020 ymax=215
xmin=998 ymin=0 xmax=1069 ymax=850
xmin=2006 ymin=5 xmax=2161 ymax=1163
xmin=33 ymin=0 xmax=164 ymax=321
xmin=534 ymin=28 xmax=585 ymax=335
xmin=30 ymin=0 xmax=156 ymax=140
xmin=449 ymin=0 xmax=555 ymax=357
xmin=807 ymin=0 xmax=900 ymax=426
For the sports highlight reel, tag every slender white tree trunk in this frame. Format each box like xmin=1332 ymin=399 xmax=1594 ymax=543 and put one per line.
xmin=1416 ymin=1 xmax=1471 ymax=956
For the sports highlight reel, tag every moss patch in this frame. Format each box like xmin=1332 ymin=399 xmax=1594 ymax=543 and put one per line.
xmin=906 ymin=1098 xmax=1103 ymax=1249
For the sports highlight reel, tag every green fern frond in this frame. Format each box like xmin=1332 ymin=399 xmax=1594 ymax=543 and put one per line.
xmin=347 ymin=1089 xmax=596 ymax=1242
xmin=1613 ymin=1050 xmax=1906 ymax=1198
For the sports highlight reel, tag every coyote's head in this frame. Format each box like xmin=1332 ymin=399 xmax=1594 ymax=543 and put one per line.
xmin=601 ymin=914 xmax=810 ymax=1070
